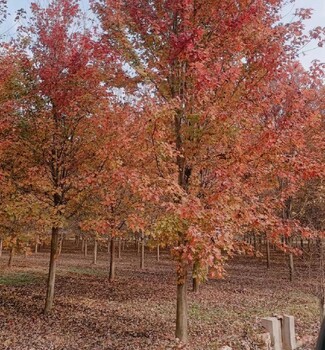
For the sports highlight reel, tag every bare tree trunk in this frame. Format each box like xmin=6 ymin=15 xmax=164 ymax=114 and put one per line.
xmin=81 ymin=238 xmax=85 ymax=253
xmin=109 ymin=237 xmax=116 ymax=282
xmin=58 ymin=234 xmax=63 ymax=256
xmin=157 ymin=244 xmax=160 ymax=262
xmin=253 ymin=232 xmax=257 ymax=253
xmin=0 ymin=237 xmax=3 ymax=258
xmin=137 ymin=238 xmax=140 ymax=255
xmin=192 ymin=261 xmax=199 ymax=293
xmin=317 ymin=238 xmax=325 ymax=321
xmin=93 ymin=238 xmax=98 ymax=265
xmin=176 ymin=264 xmax=188 ymax=343
xmin=118 ymin=238 xmax=122 ymax=259
xmin=44 ymin=226 xmax=60 ymax=314
xmin=75 ymin=234 xmax=79 ymax=247
xmin=316 ymin=317 xmax=325 ymax=350
xmin=8 ymin=246 xmax=14 ymax=268
xmin=140 ymin=233 xmax=145 ymax=269
xmin=289 ymin=253 xmax=294 ymax=282
xmin=266 ymin=238 xmax=271 ymax=269
xmin=84 ymin=239 xmax=88 ymax=257
xmin=34 ymin=235 xmax=39 ymax=254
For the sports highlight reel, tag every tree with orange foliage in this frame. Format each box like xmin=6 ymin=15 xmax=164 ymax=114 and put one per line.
xmin=10 ymin=0 xmax=116 ymax=313
xmin=94 ymin=0 xmax=325 ymax=342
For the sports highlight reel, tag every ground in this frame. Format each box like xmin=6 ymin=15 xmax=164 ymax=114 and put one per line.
xmin=0 ymin=240 xmax=321 ymax=349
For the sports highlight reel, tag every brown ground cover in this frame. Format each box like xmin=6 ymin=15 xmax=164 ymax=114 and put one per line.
xmin=0 ymin=241 xmax=321 ymax=349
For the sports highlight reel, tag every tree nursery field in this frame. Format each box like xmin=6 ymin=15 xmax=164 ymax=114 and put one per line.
xmin=0 ymin=239 xmax=322 ymax=350
xmin=0 ymin=0 xmax=324 ymax=349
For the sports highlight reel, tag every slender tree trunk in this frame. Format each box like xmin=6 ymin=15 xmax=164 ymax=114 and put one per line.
xmin=75 ymin=234 xmax=79 ymax=247
xmin=44 ymin=226 xmax=60 ymax=314
xmin=8 ymin=246 xmax=14 ymax=268
xmin=253 ymin=232 xmax=257 ymax=253
xmin=316 ymin=317 xmax=325 ymax=350
xmin=157 ymin=244 xmax=160 ymax=262
xmin=266 ymin=238 xmax=271 ymax=269
xmin=109 ymin=237 xmax=116 ymax=282
xmin=0 ymin=238 xmax=3 ymax=258
xmin=58 ymin=234 xmax=63 ymax=256
xmin=300 ymin=238 xmax=304 ymax=250
xmin=81 ymin=238 xmax=85 ymax=253
xmin=84 ymin=239 xmax=88 ymax=257
xmin=137 ymin=238 xmax=140 ymax=255
xmin=140 ymin=233 xmax=145 ymax=269
xmin=93 ymin=239 xmax=98 ymax=265
xmin=118 ymin=238 xmax=122 ymax=259
xmin=317 ymin=238 xmax=325 ymax=321
xmin=176 ymin=265 xmax=188 ymax=343
xmin=192 ymin=261 xmax=199 ymax=293
xmin=34 ymin=235 xmax=39 ymax=254
xmin=289 ymin=253 xmax=294 ymax=282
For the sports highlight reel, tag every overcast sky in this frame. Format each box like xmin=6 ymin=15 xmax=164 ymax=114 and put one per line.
xmin=1 ymin=0 xmax=325 ymax=69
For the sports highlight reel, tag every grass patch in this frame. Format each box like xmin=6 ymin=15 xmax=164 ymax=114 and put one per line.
xmin=0 ymin=272 xmax=43 ymax=286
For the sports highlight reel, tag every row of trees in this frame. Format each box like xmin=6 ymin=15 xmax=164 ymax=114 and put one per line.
xmin=0 ymin=0 xmax=324 ymax=343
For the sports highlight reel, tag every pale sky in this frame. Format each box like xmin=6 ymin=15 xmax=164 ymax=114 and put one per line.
xmin=1 ymin=0 xmax=325 ymax=69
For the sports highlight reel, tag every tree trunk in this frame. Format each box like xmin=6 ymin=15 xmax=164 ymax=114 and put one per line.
xmin=253 ymin=232 xmax=257 ymax=253
xmin=75 ymin=234 xmax=79 ymax=247
xmin=109 ymin=237 xmax=116 ymax=282
xmin=316 ymin=316 xmax=325 ymax=350
xmin=192 ymin=261 xmax=199 ymax=293
xmin=317 ymin=238 xmax=325 ymax=321
xmin=118 ymin=238 xmax=122 ymax=259
xmin=289 ymin=253 xmax=294 ymax=282
xmin=8 ymin=246 xmax=14 ymax=268
xmin=44 ymin=226 xmax=60 ymax=314
xmin=84 ymin=239 xmax=88 ymax=257
xmin=58 ymin=234 xmax=63 ymax=256
xmin=176 ymin=265 xmax=188 ymax=343
xmin=93 ymin=239 xmax=98 ymax=265
xmin=81 ymin=238 xmax=85 ymax=253
xmin=266 ymin=238 xmax=271 ymax=269
xmin=0 ymin=238 xmax=3 ymax=258
xmin=140 ymin=233 xmax=145 ymax=269
xmin=157 ymin=244 xmax=160 ymax=262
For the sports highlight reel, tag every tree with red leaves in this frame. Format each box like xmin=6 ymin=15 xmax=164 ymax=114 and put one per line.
xmin=94 ymin=0 xmax=325 ymax=342
xmin=11 ymin=0 xmax=115 ymax=313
